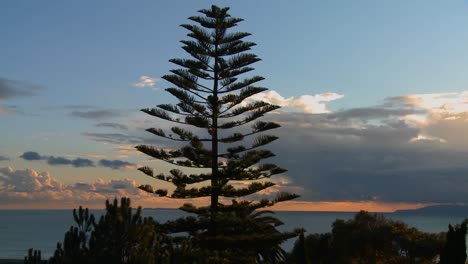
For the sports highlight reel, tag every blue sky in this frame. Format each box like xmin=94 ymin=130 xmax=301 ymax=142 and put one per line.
xmin=1 ymin=1 xmax=468 ymax=210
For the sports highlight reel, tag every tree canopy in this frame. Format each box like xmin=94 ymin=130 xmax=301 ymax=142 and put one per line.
xmin=135 ymin=5 xmax=301 ymax=263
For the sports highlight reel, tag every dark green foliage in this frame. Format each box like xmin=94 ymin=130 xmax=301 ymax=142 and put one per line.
xmin=24 ymin=248 xmax=46 ymax=264
xmin=439 ymin=219 xmax=467 ymax=264
xmin=45 ymin=198 xmax=172 ymax=264
xmin=287 ymin=211 xmax=446 ymax=264
xmin=136 ymin=5 xmax=300 ymax=263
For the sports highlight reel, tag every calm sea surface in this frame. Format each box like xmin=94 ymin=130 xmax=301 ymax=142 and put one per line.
xmin=0 ymin=209 xmax=465 ymax=259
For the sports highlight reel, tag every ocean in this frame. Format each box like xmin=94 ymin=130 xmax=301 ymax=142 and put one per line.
xmin=0 ymin=209 xmax=466 ymax=260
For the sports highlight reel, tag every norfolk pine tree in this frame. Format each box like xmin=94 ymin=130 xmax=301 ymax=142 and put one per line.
xmin=136 ymin=5 xmax=301 ymax=262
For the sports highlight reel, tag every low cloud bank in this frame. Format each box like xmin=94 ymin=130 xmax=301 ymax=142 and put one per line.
xmin=20 ymin=151 xmax=136 ymax=170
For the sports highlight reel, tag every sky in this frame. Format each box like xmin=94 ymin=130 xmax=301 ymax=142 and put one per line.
xmin=1 ymin=0 xmax=468 ymax=211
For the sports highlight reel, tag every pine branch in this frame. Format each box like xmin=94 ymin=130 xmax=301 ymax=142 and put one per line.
xmin=247 ymin=192 xmax=301 ymax=211
xmin=220 ymin=163 xmax=287 ymax=181
xmin=165 ymin=87 xmax=208 ymax=107
xmin=137 ymin=184 xmax=168 ymax=197
xmin=190 ymin=7 xmax=242 ymax=29
xmin=252 ymin=121 xmax=281 ymax=133
xmin=219 ymin=86 xmax=268 ymax=110
xmin=169 ymin=58 xmax=210 ymax=72
xmin=157 ymin=104 xmax=181 ymax=115
xmin=168 ymin=67 xmax=213 ymax=91
xmin=136 ymin=145 xmax=182 ymax=160
xmin=163 ymin=75 xmax=210 ymax=101
xmin=218 ymin=104 xmax=280 ymax=129
xmin=219 ymin=76 xmax=264 ymax=93
xmin=219 ymin=32 xmax=251 ymax=44
xmin=217 ymin=42 xmax=257 ymax=57
xmin=156 ymin=102 xmax=210 ymax=118
xmin=219 ymin=66 xmax=254 ymax=79
xmin=135 ymin=145 xmax=205 ymax=168
xmin=141 ymin=108 xmax=209 ymax=128
xmin=180 ymin=40 xmax=213 ymax=69
xmin=224 ymin=53 xmax=260 ymax=71
xmin=222 ymin=182 xmax=276 ymax=197
xmin=219 ymin=132 xmax=244 ymax=143
xmin=180 ymin=24 xmax=213 ymax=45
xmin=146 ymin=126 xmax=212 ymax=142
xmin=219 ymin=101 xmax=281 ymax=118
xmin=138 ymin=167 xmax=212 ymax=187
xmin=171 ymin=68 xmax=212 ymax=83
xmin=170 ymin=182 xmax=275 ymax=199
xmin=219 ymin=135 xmax=278 ymax=157
xmin=176 ymin=102 xmax=209 ymax=117
xmin=224 ymin=149 xmax=275 ymax=170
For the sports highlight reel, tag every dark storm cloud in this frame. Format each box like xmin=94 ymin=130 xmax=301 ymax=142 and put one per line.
xmin=95 ymin=122 xmax=128 ymax=130
xmin=0 ymin=78 xmax=39 ymax=100
xmin=47 ymin=156 xmax=95 ymax=168
xmin=98 ymin=159 xmax=136 ymax=170
xmin=18 ymin=151 xmax=137 ymax=170
xmin=327 ymin=107 xmax=421 ymax=122
xmin=20 ymin=151 xmax=95 ymax=167
xmin=70 ymin=110 xmax=119 ymax=120
xmin=20 ymin=151 xmax=44 ymax=161
xmin=264 ymin=108 xmax=468 ymax=204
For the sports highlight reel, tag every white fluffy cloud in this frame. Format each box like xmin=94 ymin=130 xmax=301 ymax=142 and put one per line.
xmin=0 ymin=167 xmax=62 ymax=192
xmin=249 ymin=90 xmax=344 ymax=113
xmin=0 ymin=167 xmax=157 ymax=208
xmin=389 ymin=91 xmax=468 ymax=147
xmin=133 ymin=75 xmax=158 ymax=88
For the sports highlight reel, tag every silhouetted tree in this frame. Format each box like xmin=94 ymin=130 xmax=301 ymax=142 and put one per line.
xmin=47 ymin=198 xmax=171 ymax=264
xmin=439 ymin=219 xmax=467 ymax=264
xmin=287 ymin=211 xmax=446 ymax=264
xmin=136 ymin=5 xmax=300 ymax=262
xmin=25 ymin=248 xmax=46 ymax=264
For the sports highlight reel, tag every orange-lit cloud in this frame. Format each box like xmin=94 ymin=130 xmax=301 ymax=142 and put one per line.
xmin=0 ymin=166 xmax=430 ymax=212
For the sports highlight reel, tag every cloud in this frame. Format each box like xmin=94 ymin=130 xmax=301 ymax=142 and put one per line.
xmin=81 ymin=132 xmax=144 ymax=145
xmin=248 ymin=90 xmax=344 ymax=113
xmin=0 ymin=167 xmax=153 ymax=208
xmin=98 ymin=159 xmax=137 ymax=170
xmin=20 ymin=151 xmax=95 ymax=168
xmin=114 ymin=146 xmax=140 ymax=154
xmin=20 ymin=151 xmax=44 ymax=161
xmin=0 ymin=167 xmax=62 ymax=192
xmin=327 ymin=107 xmax=421 ymax=123
xmin=19 ymin=151 xmax=138 ymax=170
xmin=74 ymin=89 xmax=468 ymax=205
xmin=70 ymin=110 xmax=119 ymax=120
xmin=0 ymin=155 xmax=9 ymax=162
xmin=0 ymin=78 xmax=39 ymax=100
xmin=47 ymin=157 xmax=95 ymax=168
xmin=95 ymin=122 xmax=128 ymax=130
xmin=133 ymin=75 xmax=158 ymax=88
xmin=261 ymin=93 xmax=468 ymax=204
xmin=0 ymin=78 xmax=40 ymax=114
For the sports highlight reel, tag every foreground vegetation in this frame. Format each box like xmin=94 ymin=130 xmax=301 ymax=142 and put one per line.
xmin=24 ymin=198 xmax=467 ymax=264
xmin=287 ymin=211 xmax=467 ymax=264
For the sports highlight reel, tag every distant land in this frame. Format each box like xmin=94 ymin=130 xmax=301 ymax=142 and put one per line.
xmin=393 ymin=204 xmax=468 ymax=217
